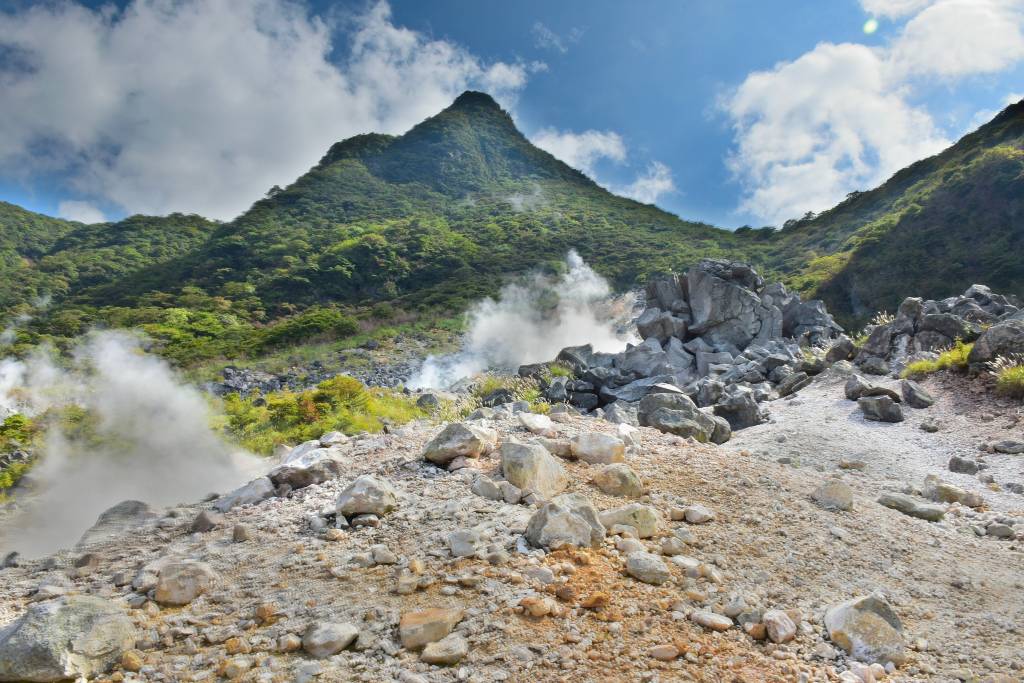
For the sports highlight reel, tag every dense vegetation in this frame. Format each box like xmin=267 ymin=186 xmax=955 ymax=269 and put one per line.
xmin=765 ymin=101 xmax=1024 ymax=324
xmin=1 ymin=91 xmax=1022 ymax=364
xmin=219 ymin=375 xmax=424 ymax=454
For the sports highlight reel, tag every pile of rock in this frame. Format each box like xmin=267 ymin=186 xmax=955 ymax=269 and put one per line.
xmin=854 ymin=284 xmax=1022 ymax=374
xmin=525 ymin=260 xmax=845 ymax=439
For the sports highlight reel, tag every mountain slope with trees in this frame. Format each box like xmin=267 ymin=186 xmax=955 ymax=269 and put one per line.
xmin=0 ymin=92 xmax=1021 ymax=362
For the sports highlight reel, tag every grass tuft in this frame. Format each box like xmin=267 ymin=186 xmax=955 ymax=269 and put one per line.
xmin=901 ymin=340 xmax=974 ymax=378
xmin=989 ymin=354 xmax=1024 ymax=398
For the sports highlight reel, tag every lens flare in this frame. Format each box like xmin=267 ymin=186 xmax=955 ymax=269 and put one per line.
xmin=863 ymin=18 xmax=879 ymax=34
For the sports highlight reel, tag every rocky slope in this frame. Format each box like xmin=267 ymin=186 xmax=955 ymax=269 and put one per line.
xmin=1 ymin=262 xmax=1022 ymax=683
xmin=0 ymin=395 xmax=1021 ymax=682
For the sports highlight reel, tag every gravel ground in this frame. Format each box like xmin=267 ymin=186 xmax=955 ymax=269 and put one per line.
xmin=0 ymin=382 xmax=1022 ymax=682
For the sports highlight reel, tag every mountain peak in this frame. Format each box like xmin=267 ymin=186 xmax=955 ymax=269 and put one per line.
xmin=449 ymin=90 xmax=502 ymax=111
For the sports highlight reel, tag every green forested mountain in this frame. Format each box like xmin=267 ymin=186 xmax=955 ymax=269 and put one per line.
xmin=0 ymin=91 xmax=1022 ymax=363
xmin=760 ymin=99 xmax=1024 ymax=321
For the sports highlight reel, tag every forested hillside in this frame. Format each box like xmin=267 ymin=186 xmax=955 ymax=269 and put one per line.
xmin=1 ymin=92 xmax=1022 ymax=364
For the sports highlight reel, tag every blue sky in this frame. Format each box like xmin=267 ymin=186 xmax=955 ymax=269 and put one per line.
xmin=1 ymin=0 xmax=1022 ymax=228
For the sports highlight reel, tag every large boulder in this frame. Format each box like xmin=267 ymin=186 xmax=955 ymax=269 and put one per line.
xmin=968 ymin=318 xmax=1024 ymax=367
xmin=336 ymin=475 xmax=399 ymax=517
xmin=77 ymin=500 xmax=157 ymax=548
xmin=900 ymin=380 xmax=934 ymax=408
xmin=500 ymin=442 xmax=568 ymax=499
xmin=824 ymin=595 xmax=906 ymax=666
xmin=423 ymin=423 xmax=498 ymax=465
xmin=858 ymin=396 xmax=903 ymax=423
xmin=712 ymin=390 xmax=767 ymax=430
xmin=686 ymin=260 xmax=768 ymax=350
xmin=269 ymin=452 xmax=343 ymax=491
xmin=0 ymin=596 xmax=136 ymax=682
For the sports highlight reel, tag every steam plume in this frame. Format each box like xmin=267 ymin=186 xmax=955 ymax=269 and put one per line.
xmin=0 ymin=331 xmax=258 ymax=557
xmin=409 ymin=250 xmax=634 ymax=389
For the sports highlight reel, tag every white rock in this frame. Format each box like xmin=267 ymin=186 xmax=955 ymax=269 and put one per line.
xmin=763 ymin=609 xmax=796 ymax=643
xmin=302 ymin=622 xmax=358 ymax=659
xmin=500 ymin=441 xmax=568 ymax=498
xmin=599 ymin=503 xmax=660 ymax=538
xmin=155 ymin=560 xmax=218 ymax=606
xmin=336 ymin=475 xmax=399 ymax=517
xmin=518 ymin=412 xmax=555 ymax=436
xmin=570 ymin=433 xmax=626 ymax=464
xmin=625 ymin=551 xmax=671 ymax=585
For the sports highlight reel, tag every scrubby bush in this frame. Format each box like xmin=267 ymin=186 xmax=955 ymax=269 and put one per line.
xmin=901 ymin=340 xmax=974 ymax=378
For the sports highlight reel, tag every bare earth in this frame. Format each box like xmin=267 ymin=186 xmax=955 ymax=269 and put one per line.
xmin=0 ymin=371 xmax=1022 ymax=682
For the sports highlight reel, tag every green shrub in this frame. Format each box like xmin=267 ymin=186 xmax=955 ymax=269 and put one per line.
xmin=220 ymin=375 xmax=424 ymax=454
xmin=901 ymin=340 xmax=974 ymax=378
xmin=257 ymin=308 xmax=358 ymax=351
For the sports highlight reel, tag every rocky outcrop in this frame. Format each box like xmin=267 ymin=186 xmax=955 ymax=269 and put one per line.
xmin=856 ymin=285 xmax=1021 ymax=370
xmin=530 ymin=260 xmax=843 ymax=440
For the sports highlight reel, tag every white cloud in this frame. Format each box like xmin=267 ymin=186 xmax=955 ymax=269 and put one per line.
xmin=57 ymin=200 xmax=106 ymax=223
xmin=0 ymin=0 xmax=533 ymax=221
xmin=861 ymin=0 xmax=936 ymax=18
xmin=724 ymin=0 xmax=1024 ymax=225
xmin=889 ymin=0 xmax=1024 ymax=79
xmin=532 ymin=22 xmax=583 ymax=54
xmin=531 ymin=128 xmax=627 ymax=176
xmin=615 ymin=162 xmax=676 ymax=205
xmin=532 ymin=128 xmax=675 ymax=205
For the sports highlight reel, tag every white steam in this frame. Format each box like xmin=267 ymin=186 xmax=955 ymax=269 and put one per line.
xmin=0 ymin=331 xmax=259 ymax=557
xmin=409 ymin=250 xmax=634 ymax=389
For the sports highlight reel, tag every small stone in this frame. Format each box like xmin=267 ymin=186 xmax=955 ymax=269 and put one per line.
xmin=824 ymin=595 xmax=906 ymax=665
xmin=683 ymin=504 xmax=715 ymax=524
xmin=520 ymin=595 xmax=557 ymax=617
xmin=598 ymin=503 xmax=660 ymax=537
xmin=649 ymin=644 xmax=679 ymax=661
xmin=336 ymin=475 xmax=399 ymax=517
xmin=812 ymin=481 xmax=854 ymax=511
xmin=154 ymin=561 xmax=218 ymax=606
xmin=279 ymin=633 xmax=302 ymax=652
xmin=448 ymin=529 xmax=481 ymax=558
xmin=877 ymin=493 xmax=944 ymax=522
xmin=690 ymin=610 xmax=733 ymax=632
xmin=518 ymin=412 xmax=556 ymax=436
xmin=838 ymin=458 xmax=866 ymax=470
xmin=121 ymin=649 xmax=144 ymax=672
xmin=371 ymin=544 xmax=398 ymax=565
xmin=420 ymin=633 xmax=469 ymax=665
xmin=569 ymin=433 xmax=626 ymax=464
xmin=591 ymin=463 xmax=643 ymax=498
xmin=302 ymin=622 xmax=358 ymax=659
xmin=190 ymin=509 xmax=225 ymax=533
xmin=625 ymin=551 xmax=671 ymax=585
xmin=762 ymin=609 xmax=796 ymax=643
xmin=399 ymin=608 xmax=464 ymax=649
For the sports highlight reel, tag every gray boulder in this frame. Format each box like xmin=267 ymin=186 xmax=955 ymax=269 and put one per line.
xmin=824 ymin=595 xmax=906 ymax=665
xmin=877 ymin=493 xmax=944 ymax=521
xmin=423 ymin=423 xmax=498 ymax=465
xmin=0 ymin=596 xmax=136 ymax=682
xmin=857 ymin=396 xmax=903 ymax=423
xmin=213 ymin=477 xmax=275 ymax=513
xmin=526 ymin=501 xmax=601 ymax=550
xmin=900 ymin=380 xmax=934 ymax=408
xmin=500 ymin=441 xmax=568 ymax=499
xmin=336 ymin=475 xmax=399 ymax=517
xmin=713 ymin=391 xmax=767 ymax=430
xmin=968 ymin=318 xmax=1024 ymax=367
